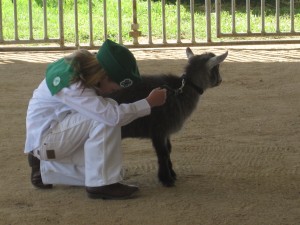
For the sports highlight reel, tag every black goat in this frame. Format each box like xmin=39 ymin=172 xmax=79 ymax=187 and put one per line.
xmin=108 ymin=48 xmax=228 ymax=187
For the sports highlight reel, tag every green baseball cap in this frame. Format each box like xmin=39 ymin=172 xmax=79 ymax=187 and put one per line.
xmin=45 ymin=58 xmax=75 ymax=96
xmin=96 ymin=39 xmax=141 ymax=88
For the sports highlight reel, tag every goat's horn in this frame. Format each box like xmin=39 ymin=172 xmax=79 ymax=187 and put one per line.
xmin=207 ymin=51 xmax=228 ymax=69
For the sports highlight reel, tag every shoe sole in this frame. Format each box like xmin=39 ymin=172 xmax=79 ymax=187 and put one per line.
xmin=87 ymin=191 xmax=138 ymax=200
xmin=32 ymin=183 xmax=53 ymax=189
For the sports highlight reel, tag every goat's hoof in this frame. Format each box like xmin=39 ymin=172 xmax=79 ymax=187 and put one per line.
xmin=160 ymin=178 xmax=175 ymax=187
xmin=158 ymin=169 xmax=176 ymax=187
xmin=162 ymin=182 xmax=175 ymax=187
xmin=170 ymin=170 xmax=177 ymax=180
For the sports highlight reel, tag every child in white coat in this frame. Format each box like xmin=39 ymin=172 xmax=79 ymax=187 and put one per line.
xmin=24 ymin=39 xmax=167 ymax=199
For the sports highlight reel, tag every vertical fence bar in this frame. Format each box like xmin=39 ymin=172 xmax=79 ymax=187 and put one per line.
xmin=58 ymin=0 xmax=64 ymax=48
xmin=43 ymin=0 xmax=48 ymax=39
xmin=261 ymin=0 xmax=265 ymax=33
xmin=13 ymin=0 xmax=19 ymax=40
xmin=232 ymin=0 xmax=236 ymax=34
xmin=88 ymin=0 xmax=94 ymax=46
xmin=28 ymin=0 xmax=33 ymax=40
xmin=215 ymin=0 xmax=221 ymax=38
xmin=190 ymin=0 xmax=195 ymax=43
xmin=132 ymin=0 xmax=138 ymax=43
xmin=103 ymin=0 xmax=108 ymax=40
xmin=205 ymin=0 xmax=211 ymax=42
xmin=74 ymin=0 xmax=79 ymax=47
xmin=0 ymin=0 xmax=3 ymax=42
xmin=177 ymin=0 xmax=181 ymax=43
xmin=130 ymin=0 xmax=141 ymax=45
xmin=276 ymin=0 xmax=280 ymax=33
xmin=246 ymin=0 xmax=251 ymax=33
xmin=118 ymin=0 xmax=122 ymax=44
xmin=162 ymin=0 xmax=167 ymax=44
xmin=290 ymin=0 xmax=295 ymax=33
xmin=147 ymin=0 xmax=153 ymax=44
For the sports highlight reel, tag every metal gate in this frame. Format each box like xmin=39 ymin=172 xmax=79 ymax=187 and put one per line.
xmin=0 ymin=0 xmax=299 ymax=51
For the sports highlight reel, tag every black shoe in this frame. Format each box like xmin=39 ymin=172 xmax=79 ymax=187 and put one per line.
xmin=86 ymin=183 xmax=139 ymax=200
xmin=28 ymin=153 xmax=53 ymax=189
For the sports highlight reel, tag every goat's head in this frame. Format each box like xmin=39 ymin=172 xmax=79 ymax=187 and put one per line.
xmin=185 ymin=47 xmax=228 ymax=90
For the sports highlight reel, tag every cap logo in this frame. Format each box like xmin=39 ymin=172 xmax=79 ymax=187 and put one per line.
xmin=120 ymin=78 xmax=133 ymax=88
xmin=53 ymin=76 xmax=61 ymax=86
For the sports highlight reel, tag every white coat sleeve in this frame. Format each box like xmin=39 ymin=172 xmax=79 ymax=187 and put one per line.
xmin=55 ymin=84 xmax=151 ymax=127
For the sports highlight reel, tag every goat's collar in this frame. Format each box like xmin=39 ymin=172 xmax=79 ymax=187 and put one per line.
xmin=180 ymin=74 xmax=204 ymax=95
xmin=161 ymin=74 xmax=203 ymax=96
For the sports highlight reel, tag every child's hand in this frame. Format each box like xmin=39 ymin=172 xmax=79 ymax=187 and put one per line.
xmin=146 ymin=88 xmax=167 ymax=108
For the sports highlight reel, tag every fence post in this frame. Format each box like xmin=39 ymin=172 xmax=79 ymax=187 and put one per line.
xmin=246 ymin=0 xmax=251 ymax=33
xmin=177 ymin=0 xmax=181 ymax=43
xmin=28 ymin=0 xmax=33 ymax=40
xmin=13 ymin=0 xmax=19 ymax=40
xmin=215 ymin=0 xmax=221 ymax=38
xmin=0 ymin=0 xmax=2 ymax=43
xmin=190 ymin=0 xmax=195 ymax=43
xmin=118 ymin=0 xmax=123 ymax=44
xmin=43 ymin=0 xmax=48 ymax=40
xmin=290 ymin=0 xmax=295 ymax=33
xmin=232 ymin=0 xmax=236 ymax=34
xmin=130 ymin=0 xmax=141 ymax=45
xmin=58 ymin=0 xmax=65 ymax=48
xmin=205 ymin=0 xmax=212 ymax=42
xmin=261 ymin=0 xmax=265 ymax=34
xmin=162 ymin=0 xmax=167 ymax=44
xmin=147 ymin=0 xmax=153 ymax=44
xmin=88 ymin=0 xmax=94 ymax=47
xmin=74 ymin=0 xmax=79 ymax=48
xmin=276 ymin=0 xmax=280 ymax=33
xmin=103 ymin=0 xmax=108 ymax=40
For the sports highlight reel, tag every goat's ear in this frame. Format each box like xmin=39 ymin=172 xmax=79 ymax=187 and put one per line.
xmin=186 ymin=47 xmax=194 ymax=59
xmin=207 ymin=51 xmax=228 ymax=70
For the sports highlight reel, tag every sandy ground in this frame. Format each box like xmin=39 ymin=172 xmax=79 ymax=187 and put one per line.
xmin=0 ymin=45 xmax=299 ymax=225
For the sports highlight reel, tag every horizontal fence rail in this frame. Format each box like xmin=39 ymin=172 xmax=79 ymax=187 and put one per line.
xmin=0 ymin=0 xmax=299 ymax=51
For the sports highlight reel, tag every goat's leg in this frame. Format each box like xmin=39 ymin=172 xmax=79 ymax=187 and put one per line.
xmin=166 ymin=138 xmax=176 ymax=180
xmin=152 ymin=136 xmax=175 ymax=187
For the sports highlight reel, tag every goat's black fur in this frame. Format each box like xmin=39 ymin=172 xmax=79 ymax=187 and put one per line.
xmin=108 ymin=48 xmax=228 ymax=186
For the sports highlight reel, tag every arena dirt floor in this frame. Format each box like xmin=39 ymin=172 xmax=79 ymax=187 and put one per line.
xmin=0 ymin=44 xmax=299 ymax=225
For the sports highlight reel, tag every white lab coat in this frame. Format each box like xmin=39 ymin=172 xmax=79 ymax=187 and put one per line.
xmin=25 ymin=79 xmax=150 ymax=187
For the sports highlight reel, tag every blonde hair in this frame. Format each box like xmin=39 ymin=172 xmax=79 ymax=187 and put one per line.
xmin=65 ymin=49 xmax=107 ymax=90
